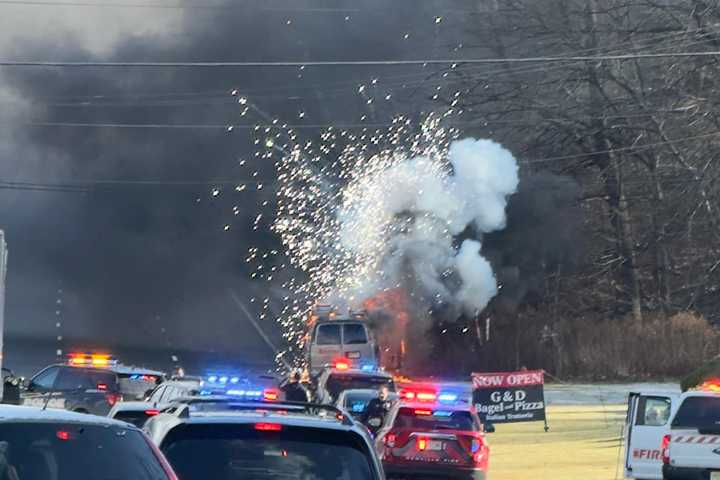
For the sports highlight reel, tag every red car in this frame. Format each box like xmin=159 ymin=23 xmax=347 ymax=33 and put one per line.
xmin=376 ymin=398 xmax=490 ymax=480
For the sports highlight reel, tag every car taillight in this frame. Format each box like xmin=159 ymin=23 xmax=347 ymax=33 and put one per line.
xmin=469 ymin=437 xmax=486 ymax=463
xmin=96 ymin=383 xmax=108 ymax=391
xmin=385 ymin=433 xmax=397 ymax=448
xmin=255 ymin=423 xmax=283 ymax=432
xmin=105 ymin=393 xmax=121 ymax=406
xmin=661 ymin=434 xmax=671 ymax=465
xmin=417 ymin=437 xmax=427 ymax=451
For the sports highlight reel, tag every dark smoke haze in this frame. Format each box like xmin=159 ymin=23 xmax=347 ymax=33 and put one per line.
xmin=0 ymin=0 xmax=580 ymax=367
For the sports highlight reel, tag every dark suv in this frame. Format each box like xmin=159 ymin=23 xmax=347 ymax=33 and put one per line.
xmin=145 ymin=400 xmax=385 ymax=480
xmin=20 ymin=358 xmax=165 ymax=416
xmin=0 ymin=404 xmax=177 ymax=479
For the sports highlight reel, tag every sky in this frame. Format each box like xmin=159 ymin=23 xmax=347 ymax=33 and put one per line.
xmin=0 ymin=0 xmax=478 ymax=361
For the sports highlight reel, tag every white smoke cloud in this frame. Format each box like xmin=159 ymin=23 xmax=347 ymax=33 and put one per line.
xmin=337 ymin=137 xmax=519 ymax=316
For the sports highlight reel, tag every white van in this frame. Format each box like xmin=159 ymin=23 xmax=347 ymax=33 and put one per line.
xmin=624 ymin=391 xmax=681 ymax=480
xmin=307 ymin=318 xmax=379 ymax=374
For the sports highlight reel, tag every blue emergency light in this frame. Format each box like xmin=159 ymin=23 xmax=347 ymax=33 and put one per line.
xmin=438 ymin=393 xmax=459 ymax=403
xmin=360 ymin=364 xmax=376 ymax=372
xmin=433 ymin=410 xmax=453 ymax=417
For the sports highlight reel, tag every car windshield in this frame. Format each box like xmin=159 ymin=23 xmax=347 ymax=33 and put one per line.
xmin=672 ymin=397 xmax=720 ymax=429
xmin=0 ymin=423 xmax=169 ymax=480
xmin=325 ymin=375 xmax=393 ymax=401
xmin=315 ymin=325 xmax=341 ymax=346
xmin=161 ymin=424 xmax=374 ymax=480
xmin=394 ymin=407 xmax=477 ymax=432
xmin=343 ymin=392 xmax=376 ymax=414
xmin=342 ymin=324 xmax=367 ymax=345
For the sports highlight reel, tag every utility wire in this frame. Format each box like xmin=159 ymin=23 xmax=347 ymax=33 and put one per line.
xmin=4 ymin=51 xmax=720 ymax=68
xmin=0 ymin=0 xmax=360 ymax=10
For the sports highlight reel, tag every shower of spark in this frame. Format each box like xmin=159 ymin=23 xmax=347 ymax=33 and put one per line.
xmin=222 ymin=79 xmax=517 ymax=369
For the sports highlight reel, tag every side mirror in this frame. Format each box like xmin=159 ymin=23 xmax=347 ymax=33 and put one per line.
xmin=22 ymin=379 xmax=32 ymax=391
xmin=484 ymin=422 xmax=495 ymax=433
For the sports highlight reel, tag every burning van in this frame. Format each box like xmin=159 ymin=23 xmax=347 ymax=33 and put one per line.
xmin=306 ymin=306 xmax=380 ymax=374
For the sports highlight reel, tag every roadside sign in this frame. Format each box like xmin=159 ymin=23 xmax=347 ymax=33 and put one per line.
xmin=471 ymin=370 xmax=546 ymax=424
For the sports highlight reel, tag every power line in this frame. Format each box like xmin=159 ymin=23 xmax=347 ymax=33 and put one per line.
xmin=3 ymin=51 xmax=720 ymax=68
xmin=0 ymin=0 xmax=360 ymax=11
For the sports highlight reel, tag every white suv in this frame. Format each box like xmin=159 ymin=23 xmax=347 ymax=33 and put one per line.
xmin=663 ymin=391 xmax=720 ymax=480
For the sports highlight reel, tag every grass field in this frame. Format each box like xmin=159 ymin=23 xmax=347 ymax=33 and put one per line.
xmin=490 ymin=405 xmax=627 ymax=480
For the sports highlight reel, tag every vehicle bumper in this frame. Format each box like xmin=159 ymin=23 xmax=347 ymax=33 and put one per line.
xmin=663 ymin=464 xmax=720 ymax=480
xmin=384 ymin=463 xmax=486 ymax=480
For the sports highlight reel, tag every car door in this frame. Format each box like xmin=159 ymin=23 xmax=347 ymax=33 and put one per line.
xmin=625 ymin=393 xmax=675 ymax=480
xmin=21 ymin=366 xmax=61 ymax=408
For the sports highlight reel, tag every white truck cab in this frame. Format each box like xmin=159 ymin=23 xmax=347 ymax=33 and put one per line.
xmin=625 ymin=391 xmax=680 ymax=480
xmin=663 ymin=390 xmax=720 ymax=480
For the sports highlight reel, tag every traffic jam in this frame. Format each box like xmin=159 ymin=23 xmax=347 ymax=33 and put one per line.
xmin=0 ymin=308 xmax=500 ymax=480
xmin=2 ymin=308 xmax=720 ymax=479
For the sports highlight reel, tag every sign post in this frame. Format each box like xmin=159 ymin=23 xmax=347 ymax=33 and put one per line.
xmin=472 ymin=369 xmax=548 ymax=431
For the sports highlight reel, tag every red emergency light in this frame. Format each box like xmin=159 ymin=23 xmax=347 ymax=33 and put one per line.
xmin=334 ymin=361 xmax=350 ymax=371
xmin=400 ymin=387 xmax=437 ymax=403
xmin=263 ymin=389 xmax=279 ymax=401
xmin=145 ymin=409 xmax=160 ymax=416
xmin=414 ymin=409 xmax=433 ymax=416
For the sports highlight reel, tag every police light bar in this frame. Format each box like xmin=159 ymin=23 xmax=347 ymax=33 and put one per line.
xmin=438 ymin=392 xmax=459 ymax=403
xmin=66 ymin=353 xmax=117 ymax=367
xmin=400 ymin=388 xmax=437 ymax=402
xmin=334 ymin=361 xmax=350 ymax=371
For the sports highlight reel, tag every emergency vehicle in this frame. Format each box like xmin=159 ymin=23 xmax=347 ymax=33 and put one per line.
xmin=314 ymin=361 xmax=395 ymax=404
xmin=20 ymin=353 xmax=165 ymax=415
xmin=143 ymin=399 xmax=385 ymax=479
xmin=307 ymin=305 xmax=380 ymax=374
xmin=661 ymin=383 xmax=720 ymax=480
xmin=375 ymin=383 xmax=490 ymax=480
xmin=108 ymin=377 xmax=203 ymax=427
xmin=623 ymin=390 xmax=680 ymax=480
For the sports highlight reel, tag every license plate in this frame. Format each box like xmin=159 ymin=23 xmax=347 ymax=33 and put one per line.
xmin=710 ymin=472 xmax=720 ymax=480
xmin=347 ymin=352 xmax=360 ymax=359
xmin=427 ymin=440 xmax=444 ymax=451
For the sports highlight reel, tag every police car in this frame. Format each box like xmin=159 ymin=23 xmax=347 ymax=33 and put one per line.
xmin=108 ymin=377 xmax=203 ymax=427
xmin=337 ymin=388 xmax=400 ymax=420
xmin=0 ymin=404 xmax=177 ymax=479
xmin=20 ymin=353 xmax=165 ymax=416
xmin=661 ymin=382 xmax=720 ymax=480
xmin=314 ymin=361 xmax=395 ymax=404
xmin=109 ymin=372 xmax=282 ymax=427
xmin=144 ymin=398 xmax=385 ymax=479
xmin=375 ymin=384 xmax=490 ymax=480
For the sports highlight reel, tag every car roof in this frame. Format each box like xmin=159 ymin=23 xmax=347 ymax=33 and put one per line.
xmin=0 ymin=405 xmax=133 ymax=427
xmin=680 ymin=390 xmax=720 ymax=399
xmin=45 ymin=363 xmax=165 ymax=376
xmin=398 ymin=401 xmax=475 ymax=412
xmin=315 ymin=318 xmax=367 ymax=325
xmin=110 ymin=401 xmax=154 ymax=412
xmin=326 ymin=369 xmax=393 ymax=379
